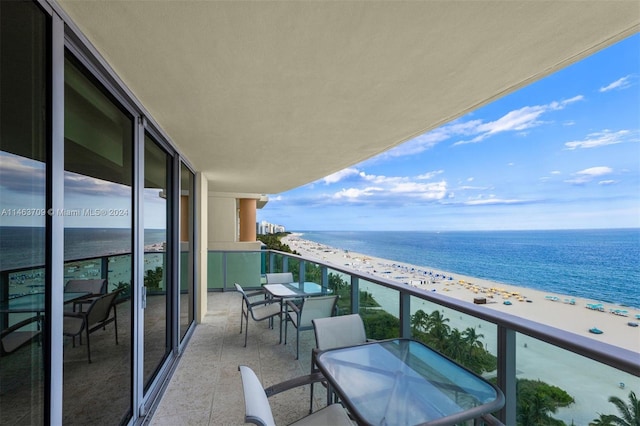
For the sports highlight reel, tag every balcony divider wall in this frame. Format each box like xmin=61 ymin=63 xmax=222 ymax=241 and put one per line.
xmin=0 ymin=1 xmax=199 ymax=424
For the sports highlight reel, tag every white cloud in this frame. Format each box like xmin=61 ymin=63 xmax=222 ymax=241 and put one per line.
xmin=453 ymin=96 xmax=584 ymax=146
xmin=332 ymin=187 xmax=383 ymax=200
xmin=564 ymin=129 xmax=637 ymax=150
xmin=598 ymin=180 xmax=617 ymax=185
xmin=565 ymin=166 xmax=613 ymax=185
xmin=322 ymin=168 xmax=360 ymax=184
xmin=464 ymin=197 xmax=524 ymax=205
xmin=417 ymin=170 xmax=444 ymax=180
xmin=599 ymin=75 xmax=633 ymax=92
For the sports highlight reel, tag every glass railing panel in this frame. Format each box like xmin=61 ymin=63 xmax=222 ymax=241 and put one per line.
xmin=7 ymin=267 xmax=45 ymax=300
xmin=207 ymin=251 xmax=224 ymax=290
xmin=107 ymin=254 xmax=132 ymax=300
xmin=358 ymin=279 xmax=400 ymax=339
xmin=288 ymin=257 xmax=300 ymax=282
xmin=142 ymin=252 xmax=166 ymax=295
xmin=409 ymin=294 xmax=498 ymax=374
xmin=226 ymin=252 xmax=262 ymax=289
xmin=63 ymin=258 xmax=102 ymax=282
xmin=326 ymin=268 xmax=352 ymax=315
xmin=270 ymin=252 xmax=285 ymax=273
xmin=515 ymin=333 xmax=639 ymax=426
xmin=301 ymin=260 xmax=322 ymax=284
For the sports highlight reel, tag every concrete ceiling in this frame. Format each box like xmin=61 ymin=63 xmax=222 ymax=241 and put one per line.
xmin=56 ymin=1 xmax=639 ymax=194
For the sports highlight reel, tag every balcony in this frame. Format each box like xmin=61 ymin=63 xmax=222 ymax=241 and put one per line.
xmin=149 ymin=249 xmax=639 ymax=425
xmin=1 ymin=249 xmax=638 ymax=425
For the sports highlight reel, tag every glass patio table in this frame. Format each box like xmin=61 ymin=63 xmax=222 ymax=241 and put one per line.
xmin=315 ymin=338 xmax=505 ymax=426
xmin=263 ymin=282 xmax=331 ymax=299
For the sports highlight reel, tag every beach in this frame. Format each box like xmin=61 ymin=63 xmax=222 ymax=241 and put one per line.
xmin=282 ymin=233 xmax=639 ymax=424
xmin=283 ymin=233 xmax=639 ymax=352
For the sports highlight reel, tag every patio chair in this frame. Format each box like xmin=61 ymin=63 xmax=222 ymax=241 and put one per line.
xmin=264 ymin=272 xmax=293 ymax=284
xmin=284 ymin=295 xmax=338 ymax=359
xmin=309 ymin=314 xmax=369 ymax=412
xmin=64 ymin=278 xmax=107 ymax=311
xmin=63 ymin=289 xmax=120 ymax=363
xmin=235 ymin=283 xmax=283 ymax=347
xmin=238 ymin=365 xmax=353 ymax=426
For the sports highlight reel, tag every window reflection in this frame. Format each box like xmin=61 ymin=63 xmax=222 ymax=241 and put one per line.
xmin=0 ymin=1 xmax=48 ymax=423
xmin=63 ymin=54 xmax=133 ymax=425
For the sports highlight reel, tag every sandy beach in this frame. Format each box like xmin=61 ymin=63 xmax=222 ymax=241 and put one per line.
xmin=282 ymin=233 xmax=639 ymax=424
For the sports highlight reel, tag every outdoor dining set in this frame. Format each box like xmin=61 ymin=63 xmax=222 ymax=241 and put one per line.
xmin=234 ymin=273 xmax=505 ymax=426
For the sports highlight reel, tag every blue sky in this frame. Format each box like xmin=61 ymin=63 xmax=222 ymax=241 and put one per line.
xmin=259 ymin=34 xmax=640 ymax=232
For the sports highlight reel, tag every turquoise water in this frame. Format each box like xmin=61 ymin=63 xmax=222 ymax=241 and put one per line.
xmin=297 ymin=229 xmax=640 ymax=309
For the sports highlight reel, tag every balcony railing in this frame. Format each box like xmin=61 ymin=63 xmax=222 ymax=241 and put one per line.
xmin=208 ymin=248 xmax=639 ymax=426
xmin=3 ymin=249 xmax=638 ymax=425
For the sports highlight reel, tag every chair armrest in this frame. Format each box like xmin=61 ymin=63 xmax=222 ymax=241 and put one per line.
xmin=63 ymin=312 xmax=85 ymax=319
xmin=0 ymin=316 xmax=40 ymax=338
xmin=264 ymin=372 xmax=325 ymax=398
xmin=246 ymin=289 xmax=266 ymax=297
xmin=285 ymin=300 xmax=301 ymax=315
xmin=249 ymin=298 xmax=278 ymax=308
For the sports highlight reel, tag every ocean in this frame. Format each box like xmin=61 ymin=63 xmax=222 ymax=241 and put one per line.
xmin=297 ymin=229 xmax=640 ymax=309
xmin=0 ymin=226 xmax=167 ymax=271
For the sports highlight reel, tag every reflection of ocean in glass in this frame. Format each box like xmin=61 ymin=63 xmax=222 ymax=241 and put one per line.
xmin=0 ymin=226 xmax=167 ymax=270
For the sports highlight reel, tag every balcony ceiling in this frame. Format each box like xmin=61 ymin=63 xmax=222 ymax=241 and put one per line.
xmin=56 ymin=1 xmax=639 ymax=194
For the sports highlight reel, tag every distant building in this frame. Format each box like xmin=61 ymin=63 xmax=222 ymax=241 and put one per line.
xmin=258 ymin=220 xmax=286 ymax=234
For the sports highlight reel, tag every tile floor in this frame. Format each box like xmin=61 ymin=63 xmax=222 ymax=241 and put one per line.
xmin=148 ymin=291 xmax=326 ymax=426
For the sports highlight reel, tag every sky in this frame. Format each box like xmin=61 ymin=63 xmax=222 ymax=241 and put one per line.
xmin=258 ymin=33 xmax=640 ymax=232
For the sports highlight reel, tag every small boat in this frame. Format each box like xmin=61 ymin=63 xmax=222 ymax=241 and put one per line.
xmin=627 ymin=322 xmax=639 ymax=328
xmin=503 ymin=300 xmax=512 ymax=306
xmin=589 ymin=327 xmax=604 ymax=334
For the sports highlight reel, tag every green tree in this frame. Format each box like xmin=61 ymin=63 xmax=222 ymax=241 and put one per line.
xmin=410 ymin=309 xmax=430 ymax=333
xmin=591 ymin=391 xmax=640 ymax=426
xmin=144 ymin=266 xmax=163 ymax=290
xmin=516 ymin=379 xmax=574 ymax=425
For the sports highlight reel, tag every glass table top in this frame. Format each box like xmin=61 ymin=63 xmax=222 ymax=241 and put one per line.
xmin=315 ymin=338 xmax=504 ymax=425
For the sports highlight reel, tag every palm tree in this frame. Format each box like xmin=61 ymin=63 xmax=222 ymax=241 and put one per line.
xmin=426 ymin=310 xmax=450 ymax=350
xmin=591 ymin=391 xmax=640 ymax=426
xmin=410 ymin=309 xmax=430 ymax=333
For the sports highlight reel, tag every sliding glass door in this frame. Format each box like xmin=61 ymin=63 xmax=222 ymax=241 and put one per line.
xmin=143 ymin=134 xmax=172 ymax=391
xmin=0 ymin=1 xmax=48 ymax=423
xmin=63 ymin=53 xmax=134 ymax=425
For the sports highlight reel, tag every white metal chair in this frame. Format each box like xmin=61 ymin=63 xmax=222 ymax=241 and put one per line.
xmin=284 ymin=295 xmax=338 ymax=359
xmin=264 ymin=272 xmax=294 ymax=284
xmin=238 ymin=365 xmax=353 ymax=426
xmin=309 ymin=314 xmax=369 ymax=412
xmin=235 ymin=283 xmax=283 ymax=347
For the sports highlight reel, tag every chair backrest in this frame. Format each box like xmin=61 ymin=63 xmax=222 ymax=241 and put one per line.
xmin=86 ymin=291 xmax=119 ymax=326
xmin=313 ymin=314 xmax=367 ymax=350
xmin=299 ymin=295 xmax=338 ymax=328
xmin=264 ymin=272 xmax=293 ymax=284
xmin=235 ymin=283 xmax=250 ymax=305
xmin=65 ymin=279 xmax=107 ymax=295
xmin=238 ymin=365 xmax=276 ymax=426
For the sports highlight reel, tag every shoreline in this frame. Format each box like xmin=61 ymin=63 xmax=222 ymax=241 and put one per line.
xmin=282 ymin=233 xmax=640 ymax=353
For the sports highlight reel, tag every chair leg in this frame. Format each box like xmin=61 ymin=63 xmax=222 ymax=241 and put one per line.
xmin=296 ymin=327 xmax=299 ymax=360
xmin=86 ymin=328 xmax=92 ymax=364
xmin=114 ymin=307 xmax=119 ymax=345
xmin=244 ymin=317 xmax=249 ymax=348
